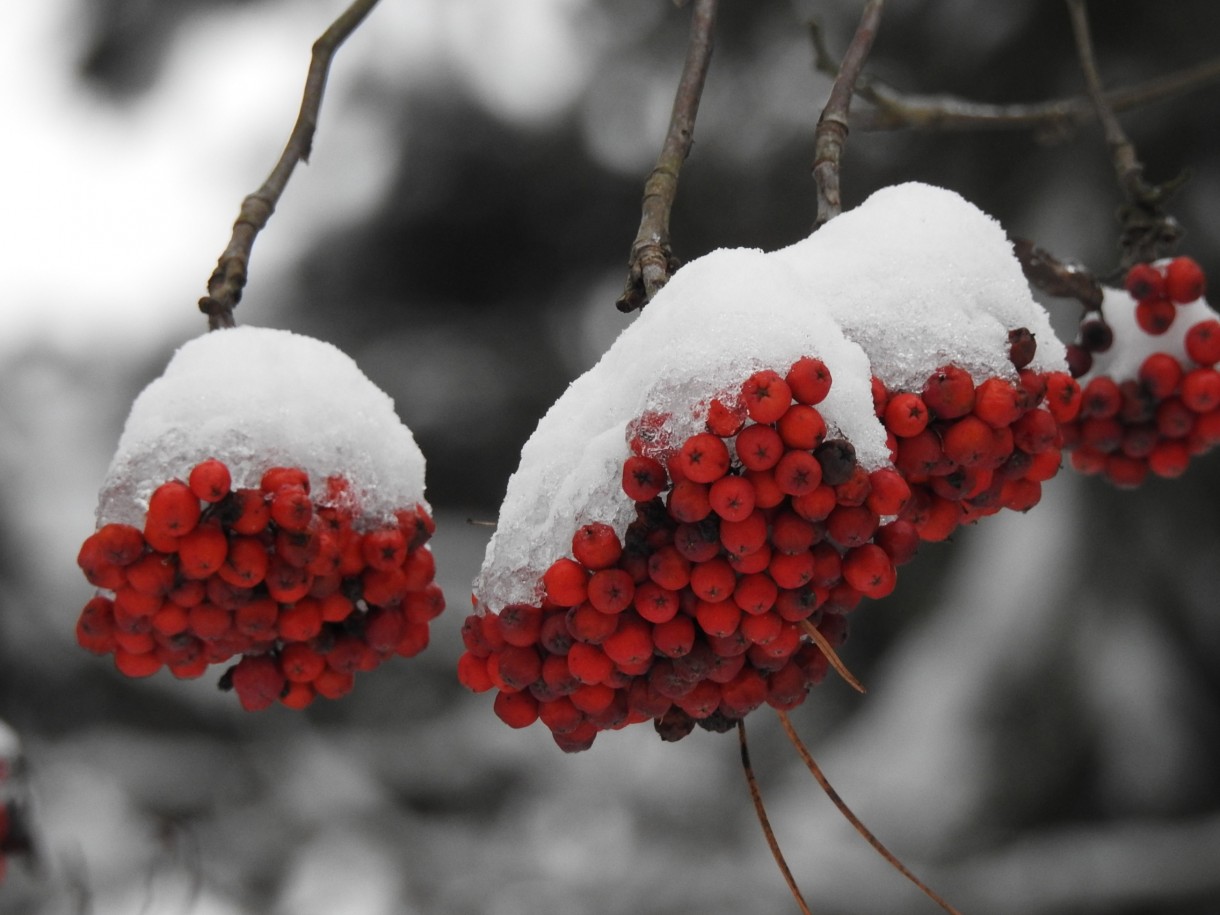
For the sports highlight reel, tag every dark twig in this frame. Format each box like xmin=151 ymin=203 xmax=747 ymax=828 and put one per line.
xmin=1066 ymin=0 xmax=1185 ymax=266
xmin=198 ymin=0 xmax=381 ymax=330
xmin=738 ymin=720 xmax=814 ymax=915
xmin=812 ymin=0 xmax=884 ymax=228
xmin=809 ymin=20 xmax=1220 ymax=138
xmin=1011 ymin=238 xmax=1105 ymax=310
xmin=775 ymin=711 xmax=962 ymax=915
xmin=616 ymin=0 xmax=718 ymax=313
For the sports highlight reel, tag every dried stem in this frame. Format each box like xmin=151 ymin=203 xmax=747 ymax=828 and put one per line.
xmin=1065 ymin=0 xmax=1184 ymax=266
xmin=198 ymin=0 xmax=381 ymax=330
xmin=1011 ymin=237 xmax=1104 ymax=309
xmin=775 ymin=711 xmax=962 ymax=915
xmin=812 ymin=0 xmax=884 ymax=228
xmin=800 ymin=620 xmax=866 ymax=694
xmin=616 ymin=0 xmax=718 ymax=313
xmin=809 ymin=19 xmax=1220 ymax=137
xmin=738 ymin=720 xmax=814 ymax=915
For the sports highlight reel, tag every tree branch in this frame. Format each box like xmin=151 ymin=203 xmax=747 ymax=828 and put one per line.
xmin=812 ymin=0 xmax=884 ymax=228
xmin=198 ymin=0 xmax=381 ymax=330
xmin=616 ymin=0 xmax=718 ymax=314
xmin=1065 ymin=0 xmax=1185 ymax=266
xmin=1011 ymin=237 xmax=1105 ymax=309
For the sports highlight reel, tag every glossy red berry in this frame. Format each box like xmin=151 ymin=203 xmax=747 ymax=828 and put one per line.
xmin=1124 ymin=262 xmax=1165 ymax=301
xmin=883 ymin=392 xmax=929 ymax=437
xmin=785 ymin=357 xmax=832 ymax=405
xmin=543 ymin=558 xmax=589 ymax=607
xmin=1135 ymin=298 xmax=1176 ymax=335
xmin=188 ymin=458 xmax=231 ymax=503
xmin=741 ymin=370 xmax=792 ymax=423
xmin=922 ymin=365 xmax=975 ymax=419
xmin=1165 ymin=256 xmax=1205 ymax=304
xmin=1186 ymin=320 xmax=1220 ymax=366
xmin=621 ymin=455 xmax=667 ymax=502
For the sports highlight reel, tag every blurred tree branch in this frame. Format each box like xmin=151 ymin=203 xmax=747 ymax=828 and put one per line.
xmin=812 ymin=0 xmax=884 ymax=228
xmin=617 ymin=0 xmax=718 ymax=313
xmin=199 ymin=0 xmax=381 ymax=330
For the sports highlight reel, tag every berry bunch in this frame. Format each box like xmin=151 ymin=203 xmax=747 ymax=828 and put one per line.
xmin=1060 ymin=257 xmax=1220 ymax=487
xmin=76 ymin=458 xmax=443 ymax=709
xmin=459 ymin=352 xmax=1078 ymax=751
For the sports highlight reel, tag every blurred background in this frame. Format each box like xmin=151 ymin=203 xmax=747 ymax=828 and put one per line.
xmin=3 ymin=0 xmax=1220 ymax=912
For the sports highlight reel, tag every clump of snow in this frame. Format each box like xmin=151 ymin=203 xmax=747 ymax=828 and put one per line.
xmin=1081 ymin=284 xmax=1216 ymax=383
xmin=777 ymin=182 xmax=1065 ymax=391
xmin=476 ymin=182 xmax=1063 ymax=611
xmin=97 ymin=326 xmax=426 ymax=528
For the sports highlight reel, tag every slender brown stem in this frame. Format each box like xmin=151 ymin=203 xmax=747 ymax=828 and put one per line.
xmin=800 ymin=620 xmax=866 ymax=694
xmin=198 ymin=0 xmax=382 ymax=330
xmin=776 ymin=711 xmax=962 ymax=915
xmin=808 ymin=19 xmax=1220 ymax=136
xmin=811 ymin=0 xmax=884 ymax=228
xmin=1011 ymin=238 xmax=1105 ymax=309
xmin=1065 ymin=0 xmax=1184 ymax=265
xmin=616 ymin=0 xmax=718 ymax=313
xmin=738 ymin=720 xmax=814 ymax=915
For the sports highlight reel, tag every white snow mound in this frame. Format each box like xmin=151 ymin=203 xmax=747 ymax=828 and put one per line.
xmin=475 ymin=182 xmax=1064 ymax=611
xmin=97 ymin=326 xmax=426 ymax=528
xmin=1081 ymin=284 xmax=1215 ymax=383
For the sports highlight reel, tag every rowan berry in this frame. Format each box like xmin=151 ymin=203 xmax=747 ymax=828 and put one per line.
xmin=496 ymin=644 xmax=544 ymax=690
xmin=922 ymin=366 xmax=975 ymax=419
xmin=1078 ymin=318 xmax=1113 ymax=354
xmin=706 ymin=396 xmax=747 ymax=437
xmin=114 ymin=647 xmax=163 ymax=679
xmin=785 ymin=356 xmax=832 ymax=405
xmin=402 ymin=548 xmax=435 ymax=590
xmin=1139 ymin=353 xmax=1184 ymax=400
xmin=123 ymin=552 xmax=175 ymax=596
xmin=646 ymin=546 xmax=690 ymax=591
xmin=566 ymin=601 xmax=618 ymax=644
xmin=1165 ymin=256 xmax=1205 ymax=304
xmin=708 ymin=475 xmax=756 ymax=522
xmin=493 ymin=690 xmax=539 ymax=728
xmin=361 ymin=528 xmax=407 ymax=572
xmin=720 ymin=510 xmax=768 ymax=557
xmin=187 ymin=458 xmax=231 ymax=503
xmin=874 ymin=519 xmax=920 ymax=565
xmin=621 ymin=455 xmax=667 ymax=502
xmin=791 ymin=483 xmax=838 ymax=522
xmin=145 ymin=480 xmax=201 ymax=539
xmin=721 ymin=667 xmax=768 ymax=716
xmin=672 ymin=521 xmax=720 ymax=562
xmin=1080 ymin=417 xmax=1123 ymax=453
xmin=1011 ymin=409 xmax=1059 ymax=455
xmin=774 ymin=450 xmax=823 ymax=496
xmin=883 ymin=392 xmax=929 ymax=437
xmin=280 ymin=643 xmax=327 ymax=683
xmin=973 ymin=378 xmax=1022 ymax=429
xmin=678 ymin=433 xmax=731 ymax=483
xmin=1000 ymin=478 xmax=1041 ymax=512
xmin=735 ymin=424 xmax=784 ymax=471
xmin=76 ymin=596 xmax=118 ymax=654
xmin=261 ymin=466 xmax=309 ymax=494
xmin=651 ymin=615 xmax=695 ymax=659
xmin=943 ymin=415 xmax=995 ymax=467
xmin=1135 ymin=298 xmax=1176 ymax=335
xmin=1008 ymin=327 xmax=1037 ymax=369
xmin=841 ymin=544 xmax=896 ymax=599
xmin=741 ymin=370 xmax=792 ymax=423
xmin=235 ymin=597 xmax=278 ymax=639
xmin=457 ymin=651 xmax=494 ymax=691
xmin=777 ymin=404 xmax=827 ymax=450
xmin=230 ymin=655 xmax=285 ymax=711
xmin=696 ymin=599 xmax=741 ymax=638
xmin=733 ymin=573 xmax=778 ymax=615
xmin=674 ymin=680 xmax=722 ymax=719
xmin=814 ymin=439 xmax=857 ymax=486
xmin=1181 ymin=369 xmax=1220 ymax=412
xmin=768 ymin=550 xmax=815 ymax=589
xmin=280 ymin=682 xmax=316 ymax=709
xmin=833 ymin=465 xmax=872 ymax=507
xmin=543 ymin=557 xmax=588 ymax=607
xmin=603 ymin=616 xmax=654 ymax=668
xmin=627 ymin=581 xmax=676 ymax=624
xmin=912 ymin=495 xmax=961 ymax=541
xmin=278 ymin=597 xmax=323 ymax=642
xmin=666 ymin=479 xmax=712 ymax=523
xmin=1156 ymin=398 xmax=1194 ymax=439
xmin=571 ymin=523 xmax=623 ymax=570
xmin=1125 ymin=262 xmax=1164 ymax=301
xmin=1065 ymin=344 xmax=1093 ymax=379
xmin=175 ymin=522 xmax=227 ymax=580
xmin=270 ymin=485 xmax=313 ymax=532
xmin=587 ymin=569 xmax=635 ymax=614
xmin=728 ymin=543 xmax=772 ymax=575
xmin=229 ymin=489 xmax=271 ymax=535
xmin=1186 ymin=319 xmax=1220 ymax=366
xmin=1149 ymin=440 xmax=1191 ymax=477
xmin=150 ymin=603 xmax=189 ymax=637
xmin=744 ymin=469 xmax=785 ymax=509
xmin=865 ymin=468 xmax=910 ymax=516
xmin=1044 ymin=372 xmax=1083 ymax=423
xmin=826 ymin=504 xmax=879 ymax=549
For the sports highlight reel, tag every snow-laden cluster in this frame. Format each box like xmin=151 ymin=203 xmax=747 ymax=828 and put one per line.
xmin=477 ymin=182 xmax=1062 ymax=610
xmin=97 ymin=326 xmax=427 ymax=528
xmin=1081 ymin=286 xmax=1214 ymax=383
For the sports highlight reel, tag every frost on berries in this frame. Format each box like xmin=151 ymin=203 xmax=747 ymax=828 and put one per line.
xmin=466 ymin=183 xmax=1075 ymax=752
xmin=75 ymin=327 xmax=443 ymax=708
xmin=1061 ymin=260 xmax=1220 ymax=487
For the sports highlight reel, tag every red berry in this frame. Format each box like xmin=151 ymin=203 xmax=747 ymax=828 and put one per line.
xmin=767 ymin=550 xmax=815 ymax=589
xmin=587 ymin=569 xmax=636 ymax=614
xmin=709 ymin=475 xmax=756 ymax=522
xmin=543 ymin=557 xmax=589 ymax=607
xmin=696 ymin=599 xmax=741 ymax=638
xmin=571 ymin=523 xmax=623 ymax=571
xmin=361 ymin=528 xmax=407 ymax=572
xmin=841 ymin=544 xmax=896 ymax=599
xmin=261 ymin=466 xmax=309 ymax=493
xmin=1186 ymin=319 xmax=1220 ymax=366
xmin=176 ymin=522 xmax=228 ymax=579
xmin=874 ymin=519 xmax=920 ymax=565
xmin=733 ymin=573 xmax=777 ymax=615
xmin=1164 ymin=256 xmax=1205 ymax=304
xmin=813 ymin=439 xmax=857 ymax=486
xmin=494 ymin=690 xmax=540 ymax=729
xmin=776 ymin=404 xmax=827 ymax=450
xmin=786 ymin=357 xmax=832 ymax=405
xmin=1080 ymin=376 xmax=1122 ymax=419
xmin=973 ymin=378 xmax=1022 ymax=429
xmin=791 ymin=484 xmax=837 ymax=522
xmin=603 ymin=616 xmax=653 ymax=668
xmin=1065 ymin=344 xmax=1093 ymax=379
xmin=666 ymin=479 xmax=712 ymax=523
xmin=1008 ymin=327 xmax=1037 ymax=369
xmin=678 ymin=433 xmax=731 ymax=483
xmin=270 ymin=485 xmax=313 ymax=532
xmin=735 ymin=424 xmax=784 ymax=471
xmin=706 ymin=396 xmax=747 ymax=437
xmin=230 ymin=489 xmax=271 ymax=535
xmin=652 ymin=615 xmax=695 ymax=658
xmin=567 ymin=641 xmax=615 ymax=684
xmin=1135 ymin=298 xmax=1176 ymax=335
xmin=280 ymin=643 xmax=327 ymax=683
xmin=1139 ymin=353 xmax=1184 ymax=400
xmin=745 ymin=468 xmax=785 ymax=509
xmin=774 ymin=450 xmax=823 ymax=496
xmin=769 ymin=512 xmax=819 ymax=554
xmin=883 ymin=392 xmax=929 ymax=437
xmin=825 ymin=504 xmax=878 ymax=549
xmin=942 ymin=415 xmax=995 ymax=467
xmin=720 ymin=510 xmax=768 ymax=557
xmin=1125 ymin=262 xmax=1164 ymax=301
xmin=146 ymin=480 xmax=201 ymax=539
xmin=188 ymin=458 xmax=231 ymax=503
xmin=864 ymin=468 xmax=910 ymax=516
xmin=1181 ymin=368 xmax=1220 ymax=413
xmin=741 ymin=370 xmax=792 ymax=424
xmin=230 ymin=655 xmax=285 ymax=711
xmin=566 ymin=601 xmax=618 ymax=644
xmin=218 ymin=536 xmax=270 ymax=588
xmin=633 ymin=582 xmax=680 ymax=623
xmin=1148 ymin=440 xmax=1191 ymax=477
xmin=621 ymin=455 xmax=667 ymax=502
xmin=1012 ymin=409 xmax=1059 ymax=455
xmin=922 ymin=366 xmax=975 ymax=419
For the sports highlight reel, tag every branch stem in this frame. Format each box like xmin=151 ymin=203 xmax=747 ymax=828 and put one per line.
xmin=775 ymin=711 xmax=962 ymax=915
xmin=616 ymin=0 xmax=718 ymax=313
xmin=800 ymin=620 xmax=866 ymax=694
xmin=198 ymin=0 xmax=381 ymax=330
xmin=738 ymin=720 xmax=814 ymax=915
xmin=812 ymin=0 xmax=884 ymax=227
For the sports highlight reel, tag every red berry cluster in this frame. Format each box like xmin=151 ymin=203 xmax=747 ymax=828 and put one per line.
xmin=75 ymin=459 xmax=444 ymax=710
xmin=1061 ymin=259 xmax=1220 ymax=487
xmin=458 ymin=352 xmax=1079 ymax=752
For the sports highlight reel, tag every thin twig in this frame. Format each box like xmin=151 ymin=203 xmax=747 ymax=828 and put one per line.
xmin=198 ymin=0 xmax=381 ymax=330
xmin=1011 ymin=238 xmax=1105 ymax=309
xmin=809 ymin=20 xmax=1220 ymax=137
xmin=800 ymin=620 xmax=866 ymax=694
xmin=1065 ymin=0 xmax=1185 ymax=266
xmin=738 ymin=720 xmax=814 ymax=915
xmin=775 ymin=711 xmax=963 ymax=915
xmin=812 ymin=0 xmax=884 ymax=228
xmin=616 ymin=0 xmax=718 ymax=313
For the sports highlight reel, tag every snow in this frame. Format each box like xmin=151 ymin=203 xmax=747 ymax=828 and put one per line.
xmin=475 ymin=182 xmax=1063 ymax=611
xmin=776 ymin=182 xmax=1066 ymax=392
xmin=96 ymin=326 xmax=427 ymax=528
xmin=1080 ymin=283 xmax=1216 ymax=383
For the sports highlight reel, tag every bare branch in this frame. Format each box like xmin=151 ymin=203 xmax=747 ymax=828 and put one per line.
xmin=811 ymin=0 xmax=884 ymax=228
xmin=799 ymin=620 xmax=866 ymax=694
xmin=617 ymin=0 xmax=718 ymax=313
xmin=1066 ymin=0 xmax=1185 ymax=266
xmin=198 ymin=0 xmax=381 ymax=330
xmin=1011 ymin=237 xmax=1105 ymax=309
xmin=775 ymin=711 xmax=963 ymax=915
xmin=738 ymin=720 xmax=813 ymax=915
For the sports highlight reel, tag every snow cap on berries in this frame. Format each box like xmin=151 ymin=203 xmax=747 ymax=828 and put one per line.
xmin=97 ymin=327 xmax=426 ymax=527
xmin=1079 ymin=284 xmax=1215 ymax=384
xmin=776 ymin=182 xmax=1066 ymax=391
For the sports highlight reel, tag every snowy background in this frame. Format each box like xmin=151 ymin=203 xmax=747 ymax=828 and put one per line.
xmin=2 ymin=1 xmax=1220 ymax=913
